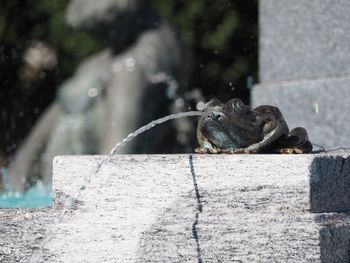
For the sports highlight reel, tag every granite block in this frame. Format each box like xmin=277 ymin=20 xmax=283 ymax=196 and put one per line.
xmin=2 ymin=155 xmax=350 ymax=262
xmin=260 ymin=0 xmax=350 ymax=82
xmin=252 ymin=76 xmax=350 ymax=149
xmin=310 ymin=155 xmax=350 ymax=213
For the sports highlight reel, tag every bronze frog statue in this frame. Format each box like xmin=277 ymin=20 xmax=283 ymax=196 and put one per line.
xmin=195 ymin=98 xmax=312 ymax=154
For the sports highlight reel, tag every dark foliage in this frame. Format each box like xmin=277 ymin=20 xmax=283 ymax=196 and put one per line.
xmin=148 ymin=0 xmax=258 ymax=102
xmin=0 ymin=0 xmax=257 ymax=157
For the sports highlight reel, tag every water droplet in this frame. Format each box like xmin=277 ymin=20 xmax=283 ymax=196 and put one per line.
xmin=196 ymin=102 xmax=205 ymax=111
xmin=126 ymin=58 xmax=135 ymax=72
xmin=88 ymin=87 xmax=98 ymax=98
xmin=314 ymin=102 xmax=320 ymax=114
xmin=228 ymin=82 xmax=235 ymax=90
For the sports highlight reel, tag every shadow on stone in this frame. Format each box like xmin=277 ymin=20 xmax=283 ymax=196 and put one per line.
xmin=309 ymin=155 xmax=350 ymax=213
xmin=135 ymin=155 xmax=204 ymax=262
xmin=135 ymin=194 xmax=200 ymax=262
xmin=318 ymin=221 xmax=350 ymax=262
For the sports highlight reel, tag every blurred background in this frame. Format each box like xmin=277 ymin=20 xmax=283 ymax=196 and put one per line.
xmin=0 ymin=0 xmax=258 ymax=206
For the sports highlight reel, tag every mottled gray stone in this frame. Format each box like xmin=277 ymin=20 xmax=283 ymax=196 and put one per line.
xmin=2 ymin=155 xmax=350 ymax=262
xmin=310 ymin=155 xmax=350 ymax=213
xmin=319 ymin=223 xmax=350 ymax=262
xmin=260 ymin=0 xmax=350 ymax=82
xmin=252 ymin=77 xmax=350 ymax=149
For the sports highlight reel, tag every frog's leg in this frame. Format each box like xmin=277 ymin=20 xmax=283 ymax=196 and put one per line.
xmin=234 ymin=125 xmax=285 ymax=153
xmin=275 ymin=127 xmax=312 ymax=154
xmin=195 ymin=147 xmax=210 ymax=153
xmin=233 ymin=122 xmax=286 ymax=154
xmin=231 ymin=148 xmax=258 ymax=154
xmin=275 ymin=127 xmax=313 ymax=154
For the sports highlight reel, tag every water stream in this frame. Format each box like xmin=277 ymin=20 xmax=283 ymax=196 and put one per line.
xmin=59 ymin=110 xmax=206 ymax=218
xmin=29 ymin=110 xmax=210 ymax=261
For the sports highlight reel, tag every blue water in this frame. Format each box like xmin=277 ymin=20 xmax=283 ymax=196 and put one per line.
xmin=0 ymin=168 xmax=52 ymax=208
xmin=0 ymin=184 xmax=53 ymax=208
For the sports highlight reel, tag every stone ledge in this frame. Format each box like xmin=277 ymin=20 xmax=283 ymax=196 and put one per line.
xmin=1 ymin=154 xmax=350 ymax=262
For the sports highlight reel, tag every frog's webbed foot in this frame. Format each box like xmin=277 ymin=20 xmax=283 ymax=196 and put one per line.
xmin=195 ymin=147 xmax=210 ymax=153
xmin=275 ymin=142 xmax=313 ymax=154
xmin=275 ymin=147 xmax=304 ymax=154
xmin=195 ymin=140 xmax=223 ymax=154
xmin=194 ymin=147 xmax=223 ymax=154
xmin=194 ymin=147 xmax=206 ymax=154
xmin=231 ymin=146 xmax=259 ymax=154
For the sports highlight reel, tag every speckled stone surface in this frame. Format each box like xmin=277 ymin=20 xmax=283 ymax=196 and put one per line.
xmin=2 ymin=155 xmax=350 ymax=262
xmin=259 ymin=0 xmax=350 ymax=82
xmin=252 ymin=77 xmax=350 ymax=149
xmin=254 ymin=0 xmax=350 ymax=150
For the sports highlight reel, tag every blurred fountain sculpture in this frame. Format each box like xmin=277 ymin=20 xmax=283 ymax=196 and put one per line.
xmin=7 ymin=0 xmax=193 ymax=193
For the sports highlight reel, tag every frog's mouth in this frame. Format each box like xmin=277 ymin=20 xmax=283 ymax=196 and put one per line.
xmin=200 ymin=111 xmax=262 ymax=149
xmin=200 ymin=114 xmax=241 ymax=150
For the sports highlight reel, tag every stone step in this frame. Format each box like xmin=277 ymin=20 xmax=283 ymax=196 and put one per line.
xmin=252 ymin=77 xmax=350 ymax=149
xmin=1 ymin=154 xmax=350 ymax=262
